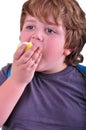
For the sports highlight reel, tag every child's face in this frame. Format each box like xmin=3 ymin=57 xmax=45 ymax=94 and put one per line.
xmin=20 ymin=15 xmax=71 ymax=73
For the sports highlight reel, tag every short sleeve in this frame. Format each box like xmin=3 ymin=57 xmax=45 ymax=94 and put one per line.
xmin=0 ymin=63 xmax=12 ymax=85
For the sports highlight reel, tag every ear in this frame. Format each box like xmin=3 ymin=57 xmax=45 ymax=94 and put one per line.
xmin=63 ymin=49 xmax=72 ymax=56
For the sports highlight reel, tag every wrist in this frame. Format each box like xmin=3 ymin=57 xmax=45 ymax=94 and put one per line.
xmin=8 ymin=76 xmax=27 ymax=89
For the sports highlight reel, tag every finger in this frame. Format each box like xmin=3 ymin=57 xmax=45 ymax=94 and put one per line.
xmin=31 ymin=53 xmax=42 ymax=71
xmin=16 ymin=46 xmax=39 ymax=64
xmin=24 ymin=51 xmax=42 ymax=70
xmin=34 ymin=53 xmax=42 ymax=68
xmin=30 ymin=48 xmax=41 ymax=63
xmin=14 ymin=44 xmax=27 ymax=60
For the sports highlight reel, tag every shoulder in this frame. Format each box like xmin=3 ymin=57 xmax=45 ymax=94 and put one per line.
xmin=0 ymin=63 xmax=12 ymax=85
xmin=76 ymin=64 xmax=86 ymax=78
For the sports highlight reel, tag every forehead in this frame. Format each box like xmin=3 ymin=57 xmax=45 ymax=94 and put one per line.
xmin=24 ymin=14 xmax=63 ymax=26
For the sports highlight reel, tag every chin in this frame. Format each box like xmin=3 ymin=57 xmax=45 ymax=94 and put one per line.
xmin=35 ymin=64 xmax=45 ymax=72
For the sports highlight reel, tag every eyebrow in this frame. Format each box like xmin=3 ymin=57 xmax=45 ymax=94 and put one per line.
xmin=25 ymin=19 xmax=63 ymax=29
xmin=25 ymin=19 xmax=58 ymax=26
xmin=25 ymin=19 xmax=37 ymax=23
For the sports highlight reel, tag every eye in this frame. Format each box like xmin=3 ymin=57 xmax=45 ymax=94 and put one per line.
xmin=26 ymin=25 xmax=35 ymax=30
xmin=45 ymin=28 xmax=56 ymax=34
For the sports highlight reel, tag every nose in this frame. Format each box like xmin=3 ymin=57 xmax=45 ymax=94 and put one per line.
xmin=31 ymin=30 xmax=44 ymax=42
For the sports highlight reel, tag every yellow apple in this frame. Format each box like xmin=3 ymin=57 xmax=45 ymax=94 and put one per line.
xmin=18 ymin=42 xmax=32 ymax=52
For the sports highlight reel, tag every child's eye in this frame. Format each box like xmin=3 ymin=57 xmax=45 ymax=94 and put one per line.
xmin=45 ymin=28 xmax=56 ymax=34
xmin=26 ymin=25 xmax=35 ymax=30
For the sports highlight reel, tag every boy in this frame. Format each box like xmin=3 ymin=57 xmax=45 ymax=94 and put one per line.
xmin=0 ymin=0 xmax=86 ymax=129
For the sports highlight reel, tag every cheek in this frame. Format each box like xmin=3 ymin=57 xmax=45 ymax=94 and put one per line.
xmin=43 ymin=44 xmax=57 ymax=61
xmin=43 ymin=40 xmax=65 ymax=63
xmin=20 ymin=31 xmax=30 ymax=41
xmin=46 ymin=42 xmax=64 ymax=56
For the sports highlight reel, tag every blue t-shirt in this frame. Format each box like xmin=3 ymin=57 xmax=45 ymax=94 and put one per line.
xmin=0 ymin=64 xmax=86 ymax=130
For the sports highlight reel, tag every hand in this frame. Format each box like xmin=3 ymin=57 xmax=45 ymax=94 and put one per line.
xmin=10 ymin=44 xmax=42 ymax=86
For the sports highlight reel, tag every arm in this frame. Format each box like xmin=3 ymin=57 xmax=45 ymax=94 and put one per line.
xmin=0 ymin=44 xmax=42 ymax=127
xmin=0 ymin=77 xmax=26 ymax=127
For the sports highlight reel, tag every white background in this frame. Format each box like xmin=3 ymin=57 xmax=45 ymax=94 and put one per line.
xmin=0 ymin=0 xmax=86 ymax=129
